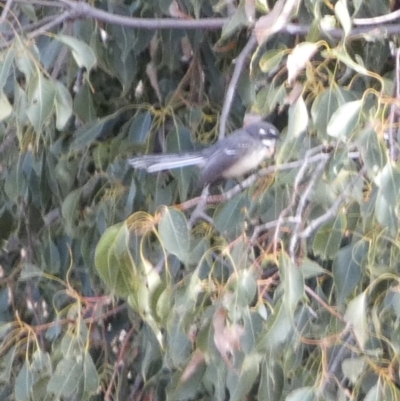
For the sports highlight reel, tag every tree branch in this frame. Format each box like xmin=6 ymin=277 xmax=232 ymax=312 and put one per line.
xmin=219 ymin=34 xmax=258 ymax=139
xmin=176 ymin=150 xmax=331 ymax=210
xmin=299 ymin=167 xmax=366 ymax=239
xmin=57 ymin=0 xmax=228 ymax=30
xmin=0 ymin=0 xmax=14 ymax=25
xmin=353 ymin=9 xmax=400 ymax=25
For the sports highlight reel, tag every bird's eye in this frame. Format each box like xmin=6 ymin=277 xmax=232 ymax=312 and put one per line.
xmin=259 ymin=128 xmax=266 ymax=135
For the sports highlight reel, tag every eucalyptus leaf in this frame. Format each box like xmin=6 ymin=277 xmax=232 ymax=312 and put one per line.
xmin=55 ymin=34 xmax=96 ymax=72
xmin=158 ymin=207 xmax=190 ymax=264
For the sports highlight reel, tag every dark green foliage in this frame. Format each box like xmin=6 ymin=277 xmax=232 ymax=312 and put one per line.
xmin=1 ymin=0 xmax=400 ymax=400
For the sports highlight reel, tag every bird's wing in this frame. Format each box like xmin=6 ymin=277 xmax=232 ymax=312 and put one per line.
xmin=199 ymin=132 xmax=260 ymax=185
xmin=199 ymin=147 xmax=244 ymax=185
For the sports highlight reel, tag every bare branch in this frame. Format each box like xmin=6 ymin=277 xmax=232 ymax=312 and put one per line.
xmin=385 ymin=48 xmax=400 ymax=162
xmin=57 ymin=0 xmax=227 ymax=30
xmin=219 ymin=35 xmax=258 ymax=139
xmin=271 ymin=145 xmax=329 ymax=251
xmin=289 ymin=158 xmax=329 ymax=260
xmin=0 ymin=0 xmax=14 ymax=25
xmin=299 ymin=167 xmax=366 ymax=239
xmin=27 ymin=11 xmax=71 ymax=39
xmin=353 ymin=9 xmax=400 ymax=26
xmin=305 ymin=286 xmax=345 ymax=323
xmin=251 ymin=216 xmax=300 ymax=243
xmin=5 ymin=0 xmax=400 ymax=50
xmin=175 ymin=149 xmax=331 ymax=211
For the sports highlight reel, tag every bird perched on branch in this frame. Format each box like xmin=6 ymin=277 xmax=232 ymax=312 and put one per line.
xmin=128 ymin=121 xmax=279 ymax=186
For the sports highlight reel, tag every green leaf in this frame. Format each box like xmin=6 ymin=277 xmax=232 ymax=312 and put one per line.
xmin=259 ymin=49 xmax=285 ymax=73
xmin=94 ymin=222 xmax=135 ymax=297
xmin=71 ymin=112 xmax=121 ymax=150
xmin=235 ymin=269 xmax=258 ymax=307
xmin=228 ymin=354 xmax=260 ymax=401
xmin=333 ymin=240 xmax=367 ymax=307
xmin=214 ymin=193 xmax=250 ymax=239
xmin=375 ymin=191 xmax=398 ymax=236
xmin=0 ymin=90 xmax=12 ymax=121
xmin=258 ymin=360 xmax=284 ymax=401
xmin=0 ymin=47 xmax=14 ymax=90
xmin=26 ymin=73 xmax=55 ymax=133
xmin=55 ymin=35 xmax=96 ymax=72
xmin=299 ymin=258 xmax=326 ymax=279
xmin=128 ymin=111 xmax=152 ymax=144
xmin=359 ymin=127 xmax=386 ymax=179
xmin=31 ymin=349 xmax=52 ymax=379
xmin=256 ymin=301 xmax=292 ymax=353
xmin=158 ymin=207 xmax=189 ymax=263
xmin=280 ymin=252 xmax=304 ymax=321
xmin=83 ymin=354 xmax=100 ymax=396
xmin=220 ymin=2 xmax=249 ymax=40
xmin=364 ymin=384 xmax=380 ymax=401
xmin=287 ymin=95 xmax=309 ymax=138
xmin=342 ymin=356 xmax=366 ymax=384
xmin=335 ymin=0 xmax=352 ymax=37
xmin=286 ymin=386 xmax=315 ymax=401
xmin=313 ymin=213 xmax=346 ymax=260
xmin=312 ymin=87 xmax=357 ymax=140
xmin=311 ymin=88 xmax=340 ymax=137
xmin=344 ymin=291 xmax=368 ymax=349
xmin=15 ymin=361 xmax=32 ymax=401
xmin=54 ymin=82 xmax=73 ymax=130
xmin=14 ymin=40 xmax=36 ymax=81
xmin=47 ymin=358 xmax=82 ymax=398
xmin=377 ymin=162 xmax=400 ymax=205
xmin=73 ymin=84 xmax=96 ymax=123
xmin=327 ymin=99 xmax=362 ymax=139
xmin=61 ymin=188 xmax=82 ymax=237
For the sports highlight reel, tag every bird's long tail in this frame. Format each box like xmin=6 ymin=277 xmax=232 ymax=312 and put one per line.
xmin=128 ymin=153 xmax=205 ymax=173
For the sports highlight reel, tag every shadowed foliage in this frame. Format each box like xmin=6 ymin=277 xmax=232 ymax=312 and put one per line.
xmin=1 ymin=0 xmax=400 ymax=400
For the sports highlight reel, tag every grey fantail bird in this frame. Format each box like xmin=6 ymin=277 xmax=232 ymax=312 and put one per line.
xmin=128 ymin=121 xmax=279 ymax=186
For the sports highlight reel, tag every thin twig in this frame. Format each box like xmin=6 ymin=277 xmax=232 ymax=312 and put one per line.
xmin=14 ymin=0 xmax=66 ymax=6
xmin=0 ymin=0 xmax=14 ymax=25
xmin=188 ymin=185 xmax=211 ymax=228
xmin=218 ymin=34 xmax=258 ymax=139
xmin=385 ymin=48 xmax=400 ymax=162
xmin=27 ymin=11 xmax=71 ymax=39
xmin=58 ymin=0 xmax=227 ymax=30
xmin=353 ymin=9 xmax=400 ymax=26
xmin=299 ymin=167 xmax=366 ymax=239
xmin=305 ymin=286 xmax=345 ymax=323
xmin=272 ymin=146 xmax=330 ymax=252
xmin=289 ymin=157 xmax=329 ymax=260
xmin=251 ymin=216 xmax=300 ymax=243
xmin=175 ymin=151 xmax=332 ymax=210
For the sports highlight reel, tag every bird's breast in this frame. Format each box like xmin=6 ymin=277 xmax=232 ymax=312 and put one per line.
xmin=222 ymin=147 xmax=269 ymax=178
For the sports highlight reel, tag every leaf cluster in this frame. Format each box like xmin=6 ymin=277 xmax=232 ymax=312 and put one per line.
xmin=1 ymin=0 xmax=400 ymax=400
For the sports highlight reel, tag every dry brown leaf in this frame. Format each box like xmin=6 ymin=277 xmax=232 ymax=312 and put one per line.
xmin=180 ymin=349 xmax=206 ymax=382
xmin=146 ymin=62 xmax=162 ymax=102
xmin=168 ymin=0 xmax=192 ymax=19
xmin=213 ymin=307 xmax=244 ymax=368
xmin=245 ymin=0 xmax=256 ymax=23
xmin=287 ymin=42 xmax=318 ymax=85
xmin=254 ymin=0 xmax=300 ymax=45
xmin=283 ymin=82 xmax=303 ymax=106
